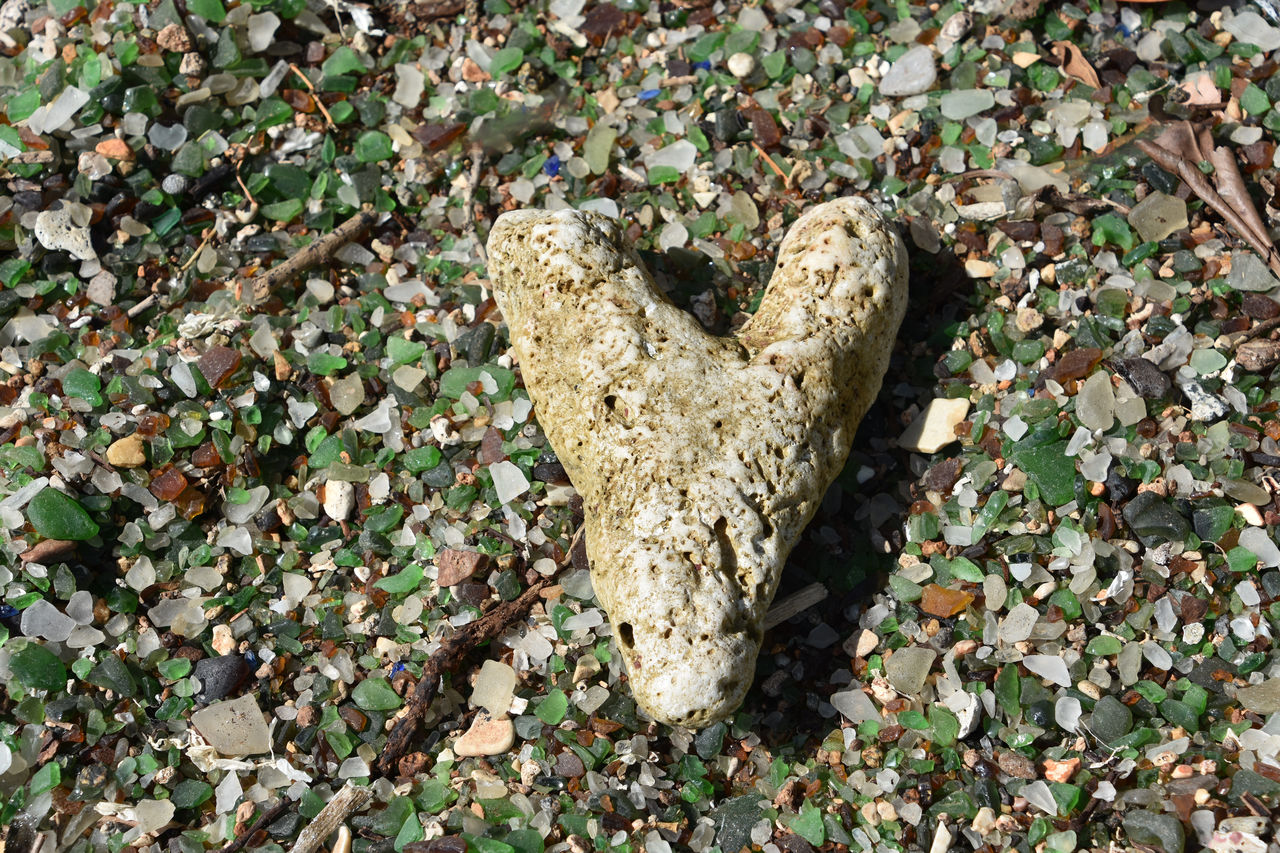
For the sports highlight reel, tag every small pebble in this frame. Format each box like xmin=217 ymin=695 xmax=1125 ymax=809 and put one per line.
xmin=884 ymin=647 xmax=936 ymax=696
xmin=727 ymin=52 xmax=756 ymax=78
xmin=898 ymin=398 xmax=970 ymax=454
xmin=195 ymin=654 xmax=249 ymax=703
xmin=454 ymin=712 xmax=515 ymax=757
xmin=471 ymin=659 xmax=517 ymax=716
xmin=1127 ymin=192 xmax=1187 ymax=243
xmin=998 ymin=603 xmax=1038 ymax=644
xmin=1076 ymin=371 xmax=1116 ymax=432
xmin=1023 ymin=654 xmax=1071 ymax=687
xmin=323 ymin=480 xmax=355 ymax=521
xmin=940 ymin=88 xmax=994 ymax=120
xmin=329 ymin=374 xmax=366 ymax=416
xmin=107 ymin=433 xmax=147 ymax=468
xmin=134 ymin=799 xmax=176 ymax=834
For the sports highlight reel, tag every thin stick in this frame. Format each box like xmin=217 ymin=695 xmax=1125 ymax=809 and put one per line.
xmin=247 ymin=208 xmax=377 ymax=304
xmin=374 ymin=575 xmax=554 ymax=778
xmin=219 ymin=798 xmax=288 ymax=853
xmin=763 ymin=582 xmax=829 ymax=630
xmin=289 ymin=64 xmax=337 ymax=130
xmin=751 ymin=140 xmax=787 ymax=180
xmin=463 ymin=146 xmax=488 ymax=269
xmin=234 ymin=168 xmax=258 ymax=206
xmin=288 ymin=784 xmax=371 ymax=853
xmin=179 ymin=228 xmax=215 ymax=273
xmin=1231 ymin=315 xmax=1280 ymax=354
xmin=126 ymin=294 xmax=156 ymax=318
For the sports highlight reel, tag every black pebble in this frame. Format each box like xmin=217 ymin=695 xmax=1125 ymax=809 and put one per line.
xmin=194 ymin=654 xmax=249 ymax=703
xmin=1114 ymin=357 xmax=1171 ymax=399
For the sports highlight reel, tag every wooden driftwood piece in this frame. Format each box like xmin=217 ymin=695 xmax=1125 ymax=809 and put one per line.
xmin=246 ymin=209 xmax=378 ymax=304
xmin=287 ymin=784 xmax=371 ymax=853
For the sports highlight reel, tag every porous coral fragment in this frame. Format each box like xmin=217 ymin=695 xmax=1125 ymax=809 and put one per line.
xmin=488 ymin=198 xmax=908 ymax=727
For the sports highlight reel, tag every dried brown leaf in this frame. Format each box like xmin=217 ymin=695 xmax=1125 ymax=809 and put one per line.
xmin=1051 ymin=41 xmax=1101 ymax=89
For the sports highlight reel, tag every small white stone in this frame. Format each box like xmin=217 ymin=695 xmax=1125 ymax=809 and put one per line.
xmin=214 ymin=770 xmax=242 ymax=814
xmin=1023 ymin=654 xmax=1071 ymax=687
xmin=727 ymin=52 xmax=756 ymax=78
xmin=323 ymin=480 xmax=355 ymax=521
xmin=879 ymin=45 xmax=936 ymax=97
xmin=1055 ymin=696 xmax=1083 ymax=732
xmin=1240 ymin=527 xmax=1280 ymax=568
xmin=134 ymin=799 xmax=176 ymax=834
xmin=831 ymin=687 xmax=880 ymax=723
xmin=338 ymin=756 xmax=370 ymax=778
xmin=998 ymin=603 xmax=1039 ymax=644
xmin=67 ymin=590 xmax=94 ymax=624
xmin=87 ymin=270 xmax=117 ymax=306
xmin=20 ymin=599 xmax=75 ymax=642
xmin=898 ymin=397 xmax=970 ymax=453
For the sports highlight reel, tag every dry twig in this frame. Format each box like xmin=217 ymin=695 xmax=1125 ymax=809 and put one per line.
xmin=245 ymin=208 xmax=378 ymax=304
xmin=374 ymin=573 xmax=555 ymax=778
xmin=288 ymin=784 xmax=371 ymax=853
xmin=289 ymin=63 xmax=337 ymax=130
xmin=751 ymin=140 xmax=787 ymax=181
xmin=762 ymin=582 xmax=829 ymax=630
xmin=126 ymin=294 xmax=156 ymax=318
xmin=463 ymin=145 xmax=488 ymax=268
xmin=218 ymin=798 xmax=288 ymax=853
xmin=179 ymin=228 xmax=215 ymax=273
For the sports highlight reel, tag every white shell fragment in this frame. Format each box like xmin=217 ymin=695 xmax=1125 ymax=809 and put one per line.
xmin=488 ymin=198 xmax=908 ymax=727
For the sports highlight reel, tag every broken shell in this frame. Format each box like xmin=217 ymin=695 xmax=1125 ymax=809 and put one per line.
xmin=487 ymin=198 xmax=908 ymax=727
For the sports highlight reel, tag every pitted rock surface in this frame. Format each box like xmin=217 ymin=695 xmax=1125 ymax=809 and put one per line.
xmin=487 ymin=197 xmax=908 ymax=727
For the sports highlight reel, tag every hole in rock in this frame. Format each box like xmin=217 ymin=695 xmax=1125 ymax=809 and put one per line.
xmin=618 ymin=622 xmax=634 ymax=648
xmin=714 ymin=517 xmax=737 ymax=577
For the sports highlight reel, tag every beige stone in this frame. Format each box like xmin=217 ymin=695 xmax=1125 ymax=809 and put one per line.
xmin=454 ymin=712 xmax=515 ymax=757
xmin=487 ymin=198 xmax=908 ymax=727
xmin=898 ymin=397 xmax=970 ymax=454
xmin=106 ymin=433 xmax=146 ymax=468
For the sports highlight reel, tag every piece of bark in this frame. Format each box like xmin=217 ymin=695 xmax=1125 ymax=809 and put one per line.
xmin=1237 ymin=339 xmax=1280 ymax=372
xmin=762 ymin=583 xmax=829 ymax=630
xmin=20 ymin=539 xmax=75 ymax=563
xmin=288 ymin=784 xmax=371 ymax=853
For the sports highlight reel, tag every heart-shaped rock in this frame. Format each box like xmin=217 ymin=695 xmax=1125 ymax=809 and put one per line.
xmin=488 ymin=197 xmax=908 ymax=727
